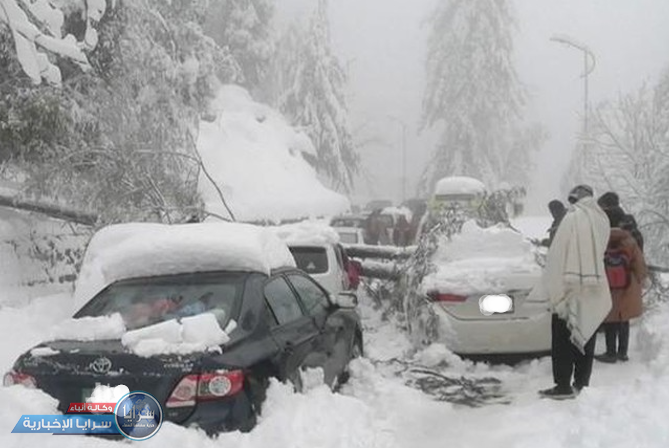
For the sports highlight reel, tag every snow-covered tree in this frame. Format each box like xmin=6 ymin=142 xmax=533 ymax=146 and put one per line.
xmin=567 ymin=73 xmax=669 ymax=264
xmin=421 ymin=0 xmax=539 ymax=193
xmin=0 ymin=0 xmax=109 ymax=85
xmin=203 ymin=0 xmax=274 ymax=94
xmin=271 ymin=0 xmax=358 ymax=192
xmin=0 ymin=0 xmax=239 ymax=224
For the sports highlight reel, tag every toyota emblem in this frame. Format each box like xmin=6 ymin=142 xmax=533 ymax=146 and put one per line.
xmin=90 ymin=357 xmax=112 ymax=374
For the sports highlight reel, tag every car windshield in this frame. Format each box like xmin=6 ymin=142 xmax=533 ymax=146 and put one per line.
xmin=75 ymin=272 xmax=246 ymax=331
xmin=289 ymin=247 xmax=329 ymax=274
xmin=338 ymin=232 xmax=359 ymax=244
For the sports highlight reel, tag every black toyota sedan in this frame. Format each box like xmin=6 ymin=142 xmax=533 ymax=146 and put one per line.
xmin=3 ymin=268 xmax=363 ymax=434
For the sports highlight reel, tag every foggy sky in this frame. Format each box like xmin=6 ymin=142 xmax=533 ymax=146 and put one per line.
xmin=277 ymin=0 xmax=669 ymax=213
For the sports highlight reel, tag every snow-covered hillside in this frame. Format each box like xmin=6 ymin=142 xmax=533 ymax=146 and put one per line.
xmin=197 ymin=86 xmax=351 ymax=223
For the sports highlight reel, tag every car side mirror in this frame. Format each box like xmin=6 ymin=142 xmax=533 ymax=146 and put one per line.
xmin=331 ymin=292 xmax=358 ymax=309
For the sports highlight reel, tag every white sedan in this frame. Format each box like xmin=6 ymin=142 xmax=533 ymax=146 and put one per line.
xmin=421 ymin=221 xmax=551 ymax=356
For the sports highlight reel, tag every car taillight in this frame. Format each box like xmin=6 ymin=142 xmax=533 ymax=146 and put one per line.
xmin=3 ymin=371 xmax=36 ymax=388
xmin=166 ymin=370 xmax=244 ymax=408
xmin=428 ymin=291 xmax=468 ymax=303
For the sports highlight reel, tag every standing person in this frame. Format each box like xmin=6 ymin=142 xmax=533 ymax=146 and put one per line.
xmin=364 ymin=210 xmax=381 ymax=245
xmin=598 ymin=191 xmax=645 ymax=251
xmin=597 ymin=191 xmax=625 ymax=216
xmin=393 ymin=215 xmax=411 ymax=247
xmin=538 ymin=185 xmax=612 ymax=399
xmin=621 ymin=214 xmax=644 ymax=252
xmin=596 ymin=208 xmax=648 ymax=363
xmin=544 ymin=199 xmax=567 ymax=247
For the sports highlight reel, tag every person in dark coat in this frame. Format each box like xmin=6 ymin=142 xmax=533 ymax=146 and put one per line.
xmin=598 ymin=191 xmax=644 ymax=252
xmin=545 ymin=200 xmax=567 ymax=247
xmin=597 ymin=191 xmax=624 ymax=214
xmin=596 ymin=207 xmax=647 ymax=363
xmin=621 ymin=214 xmax=644 ymax=252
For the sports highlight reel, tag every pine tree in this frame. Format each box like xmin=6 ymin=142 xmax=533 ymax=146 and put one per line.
xmin=272 ymin=0 xmax=358 ymax=192
xmin=421 ymin=0 xmax=537 ymax=193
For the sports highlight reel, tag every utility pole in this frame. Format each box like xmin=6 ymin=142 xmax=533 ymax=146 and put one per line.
xmin=550 ymin=34 xmax=596 ymax=182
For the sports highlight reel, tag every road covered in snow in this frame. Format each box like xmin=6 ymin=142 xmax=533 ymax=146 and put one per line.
xmin=0 ymin=285 xmax=668 ymax=448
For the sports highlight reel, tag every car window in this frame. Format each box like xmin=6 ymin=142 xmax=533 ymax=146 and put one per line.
xmin=75 ymin=272 xmax=244 ymax=331
xmin=287 ymin=274 xmax=330 ymax=315
xmin=334 ymin=245 xmax=345 ymax=270
xmin=264 ymin=277 xmax=305 ymax=326
xmin=289 ymin=247 xmax=329 ymax=274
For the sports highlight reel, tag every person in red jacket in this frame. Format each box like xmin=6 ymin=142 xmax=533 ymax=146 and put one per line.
xmin=596 ymin=207 xmax=648 ymax=363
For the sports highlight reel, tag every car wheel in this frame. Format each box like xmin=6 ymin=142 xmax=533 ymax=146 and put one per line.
xmin=334 ymin=336 xmax=363 ymax=390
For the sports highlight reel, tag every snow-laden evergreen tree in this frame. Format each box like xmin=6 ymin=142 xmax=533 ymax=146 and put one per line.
xmin=0 ymin=0 xmax=240 ymax=224
xmin=421 ymin=0 xmax=540 ymax=193
xmin=203 ymin=0 xmax=274 ymax=95
xmin=272 ymin=0 xmax=358 ymax=192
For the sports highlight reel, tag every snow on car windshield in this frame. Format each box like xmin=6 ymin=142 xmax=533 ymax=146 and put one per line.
xmin=74 ymin=272 xmax=245 ymax=331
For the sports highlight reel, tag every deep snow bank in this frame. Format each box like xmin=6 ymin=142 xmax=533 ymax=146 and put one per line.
xmin=197 ymin=85 xmax=350 ymax=222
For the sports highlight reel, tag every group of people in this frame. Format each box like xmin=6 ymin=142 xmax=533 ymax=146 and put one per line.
xmin=536 ymin=185 xmax=648 ymax=400
xmin=364 ymin=209 xmax=417 ymax=247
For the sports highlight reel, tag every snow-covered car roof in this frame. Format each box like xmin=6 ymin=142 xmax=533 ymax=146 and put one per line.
xmin=421 ymin=221 xmax=542 ymax=296
xmin=434 ymin=176 xmax=486 ymax=196
xmin=381 ymin=206 xmax=412 ymax=221
xmin=271 ymin=220 xmax=341 ymax=247
xmin=73 ymin=222 xmax=296 ymax=312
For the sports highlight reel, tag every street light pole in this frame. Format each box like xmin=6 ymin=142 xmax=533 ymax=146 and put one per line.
xmin=550 ymin=34 xmax=596 ymax=182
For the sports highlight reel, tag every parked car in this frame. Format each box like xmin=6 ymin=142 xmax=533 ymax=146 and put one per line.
xmin=3 ymin=222 xmax=363 ymax=435
xmin=287 ymin=242 xmax=359 ymax=294
xmin=330 ymin=214 xmax=368 ymax=230
xmin=334 ymin=227 xmax=366 ymax=245
xmin=419 ymin=221 xmax=550 ymax=356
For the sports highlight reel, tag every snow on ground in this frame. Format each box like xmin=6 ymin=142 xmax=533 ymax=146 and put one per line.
xmin=2 ymin=272 xmax=669 ymax=447
xmin=197 ymin=85 xmax=350 ymax=222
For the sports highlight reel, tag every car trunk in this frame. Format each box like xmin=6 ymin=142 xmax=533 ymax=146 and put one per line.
xmin=435 ymin=289 xmax=536 ymax=321
xmin=19 ymin=340 xmax=201 ymax=415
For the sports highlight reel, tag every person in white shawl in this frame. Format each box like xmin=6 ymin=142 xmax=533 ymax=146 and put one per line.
xmin=538 ymin=185 xmax=612 ymax=399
